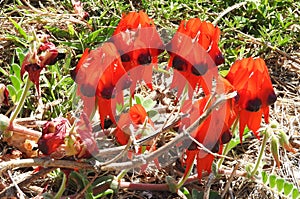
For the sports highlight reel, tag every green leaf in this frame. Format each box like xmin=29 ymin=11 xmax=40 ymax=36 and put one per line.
xmin=166 ymin=176 xmax=177 ymax=193
xmin=6 ymin=34 xmax=27 ymax=47
xmin=44 ymin=25 xmax=70 ymax=38
xmin=11 ymin=63 xmax=21 ymax=80
xmin=6 ymin=84 xmax=17 ymax=102
xmin=84 ymin=28 xmax=104 ymax=44
xmin=142 ymin=98 xmax=156 ymax=112
xmin=292 ymin=188 xmax=300 ymax=199
xmin=261 ymin=171 xmax=268 ymax=184
xmin=8 ymin=17 xmax=28 ymax=40
xmin=9 ymin=75 xmax=22 ymax=91
xmin=284 ymin=182 xmax=294 ymax=196
xmin=276 ymin=178 xmax=285 ymax=192
xmin=181 ymin=187 xmax=191 ymax=199
xmin=61 ymin=41 xmax=82 ymax=50
xmin=16 ymin=48 xmax=27 ymax=65
xmin=0 ymin=67 xmax=8 ymax=76
xmin=134 ymin=94 xmax=143 ymax=105
xmin=67 ymin=24 xmax=75 ymax=37
xmin=269 ymin=174 xmax=277 ymax=188
xmin=148 ymin=110 xmax=159 ymax=121
xmin=219 ymin=70 xmax=229 ymax=77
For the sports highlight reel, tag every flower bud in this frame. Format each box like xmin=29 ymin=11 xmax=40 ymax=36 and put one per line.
xmin=270 ymin=136 xmax=280 ymax=168
xmin=0 ymin=84 xmax=9 ymax=107
xmin=278 ymin=130 xmax=296 ymax=154
xmin=0 ymin=114 xmax=10 ymax=132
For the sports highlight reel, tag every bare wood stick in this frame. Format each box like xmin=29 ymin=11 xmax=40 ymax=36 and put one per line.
xmin=8 ymin=123 xmax=42 ymax=138
xmin=221 ymin=162 xmax=240 ymax=198
xmin=0 ymin=158 xmax=95 ymax=175
xmin=7 ymin=170 xmax=26 ymax=199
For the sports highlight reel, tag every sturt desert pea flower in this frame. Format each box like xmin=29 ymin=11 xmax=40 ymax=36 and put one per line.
xmin=72 ymin=43 xmax=132 ymax=127
xmin=37 ymin=113 xmax=97 ymax=159
xmin=226 ymin=57 xmax=277 ymax=141
xmin=180 ymin=77 xmax=236 ymax=179
xmin=0 ymin=84 xmax=9 ymax=107
xmin=114 ymin=104 xmax=158 ymax=171
xmin=114 ymin=104 xmax=154 ymax=145
xmin=111 ymin=11 xmax=164 ymax=92
xmin=21 ymin=34 xmax=58 ymax=93
xmin=166 ymin=18 xmax=224 ymax=98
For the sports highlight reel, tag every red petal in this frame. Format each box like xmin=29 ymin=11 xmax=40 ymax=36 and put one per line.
xmin=196 ymin=153 xmax=215 ymax=179
xmin=111 ymin=11 xmax=163 ymax=92
xmin=183 ymin=149 xmax=198 ymax=178
xmin=129 ymin=104 xmax=148 ymax=125
xmin=97 ymin=97 xmax=117 ymax=128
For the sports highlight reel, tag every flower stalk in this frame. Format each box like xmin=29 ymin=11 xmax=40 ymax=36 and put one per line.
xmin=250 ymin=128 xmax=270 ymax=177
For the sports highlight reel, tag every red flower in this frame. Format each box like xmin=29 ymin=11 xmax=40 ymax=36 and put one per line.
xmin=0 ymin=84 xmax=9 ymax=107
xmin=73 ymin=43 xmax=131 ymax=127
xmin=38 ymin=118 xmax=69 ymax=158
xmin=75 ymin=113 xmax=98 ymax=158
xmin=114 ymin=104 xmax=154 ymax=145
xmin=166 ymin=18 xmax=223 ymax=98
xmin=226 ymin=57 xmax=277 ymax=141
xmin=181 ymin=77 xmax=235 ymax=179
xmin=37 ymin=113 xmax=97 ymax=159
xmin=111 ymin=11 xmax=164 ymax=92
xmin=114 ymin=104 xmax=157 ymax=171
xmin=21 ymin=35 xmax=58 ymax=93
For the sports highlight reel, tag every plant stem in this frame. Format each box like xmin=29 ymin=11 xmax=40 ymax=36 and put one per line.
xmin=54 ymin=172 xmax=67 ymax=199
xmin=176 ymin=159 xmax=194 ymax=189
xmin=116 ymin=169 xmax=128 ymax=181
xmin=250 ymin=131 xmax=268 ymax=177
xmin=9 ymin=78 xmax=31 ymax=123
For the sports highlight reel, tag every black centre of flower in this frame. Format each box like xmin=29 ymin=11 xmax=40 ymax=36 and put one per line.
xmin=191 ymin=63 xmax=208 ymax=76
xmin=188 ymin=141 xmax=198 ymax=150
xmin=80 ymin=84 xmax=96 ymax=97
xmin=121 ymin=53 xmax=131 ymax=62
xmin=246 ymin=98 xmax=262 ymax=112
xmin=267 ymin=92 xmax=277 ymax=105
xmin=172 ymin=56 xmax=187 ymax=71
xmin=221 ymin=130 xmax=232 ymax=144
xmin=101 ymin=84 xmax=115 ymax=99
xmin=211 ymin=140 xmax=220 ymax=153
xmin=104 ymin=118 xmax=113 ymax=129
xmin=25 ymin=63 xmax=41 ymax=72
xmin=137 ymin=52 xmax=152 ymax=65
xmin=214 ymin=54 xmax=225 ymax=66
